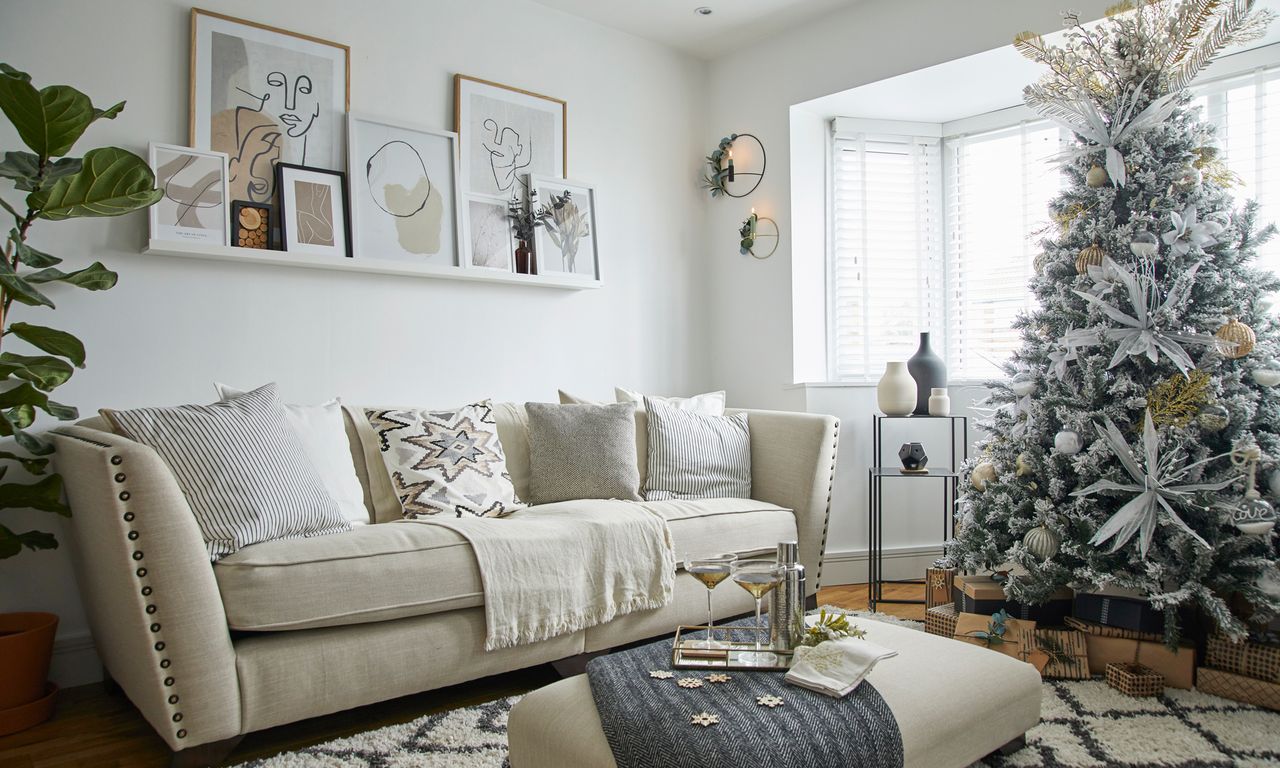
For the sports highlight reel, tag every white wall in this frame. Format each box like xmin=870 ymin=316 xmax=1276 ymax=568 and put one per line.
xmin=0 ymin=0 xmax=708 ymax=685
xmin=699 ymin=0 xmax=1115 ymax=580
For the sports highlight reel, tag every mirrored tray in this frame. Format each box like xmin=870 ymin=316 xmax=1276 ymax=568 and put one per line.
xmin=671 ymin=625 xmax=795 ymax=671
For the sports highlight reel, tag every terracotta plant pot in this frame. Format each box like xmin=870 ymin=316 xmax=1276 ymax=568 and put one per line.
xmin=0 ymin=612 xmax=59 ymax=734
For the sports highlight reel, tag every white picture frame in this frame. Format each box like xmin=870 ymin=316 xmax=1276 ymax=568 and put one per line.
xmin=454 ymin=75 xmax=566 ymax=200
xmin=529 ymin=174 xmax=598 ymax=282
xmin=275 ymin=162 xmax=350 ymax=258
xmin=148 ymin=142 xmax=230 ymax=246
xmin=463 ymin=193 xmax=515 ymax=271
xmin=346 ymin=114 xmax=462 ymax=265
xmin=190 ymin=8 xmax=349 ymax=205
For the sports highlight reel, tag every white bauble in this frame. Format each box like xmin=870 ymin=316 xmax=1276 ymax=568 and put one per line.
xmin=1129 ymin=230 xmax=1159 ymax=259
xmin=1023 ymin=525 xmax=1061 ymax=560
xmin=1054 ymin=430 xmax=1083 ymax=455
xmin=1251 ymin=360 xmax=1280 ymax=387
xmin=1269 ymin=469 xmax=1280 ymax=499
xmin=971 ymin=461 xmax=997 ymax=491
xmin=1010 ymin=374 xmax=1037 ymax=397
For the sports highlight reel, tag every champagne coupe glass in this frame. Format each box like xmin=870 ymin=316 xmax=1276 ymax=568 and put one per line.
xmin=684 ymin=553 xmax=738 ymax=648
xmin=731 ymin=559 xmax=785 ymax=666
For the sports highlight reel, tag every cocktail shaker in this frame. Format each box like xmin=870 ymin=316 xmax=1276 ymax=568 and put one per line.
xmin=769 ymin=541 xmax=806 ymax=650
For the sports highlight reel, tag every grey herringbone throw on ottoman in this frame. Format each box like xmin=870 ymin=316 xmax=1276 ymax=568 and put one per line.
xmin=586 ymin=619 xmax=904 ymax=768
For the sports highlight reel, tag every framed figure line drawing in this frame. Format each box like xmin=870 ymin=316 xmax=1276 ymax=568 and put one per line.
xmin=190 ymin=8 xmax=349 ymax=205
xmin=454 ymin=75 xmax=565 ymax=201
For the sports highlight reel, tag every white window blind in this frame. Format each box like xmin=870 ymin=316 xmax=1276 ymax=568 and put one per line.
xmin=1194 ymin=67 xmax=1280 ymax=281
xmin=944 ymin=122 xmax=1066 ymax=380
xmin=829 ymin=133 xmax=944 ymax=381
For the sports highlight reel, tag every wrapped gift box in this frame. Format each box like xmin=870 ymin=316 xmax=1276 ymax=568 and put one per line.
xmin=953 ymin=611 xmax=1037 ymax=662
xmin=1106 ymin=662 xmax=1163 ymax=697
xmin=1205 ymin=634 xmax=1280 ymax=683
xmin=925 ymin=566 xmax=956 ymax=610
xmin=953 ymin=574 xmax=1072 ymax=625
xmin=1064 ymin=616 xmax=1163 ymax=644
xmin=925 ymin=602 xmax=958 ymax=638
xmin=1073 ymin=592 xmax=1164 ymax=635
xmin=1197 ymin=667 xmax=1280 ymax=711
xmin=1032 ymin=628 xmax=1090 ymax=680
xmin=1082 ymin=634 xmax=1195 ymax=689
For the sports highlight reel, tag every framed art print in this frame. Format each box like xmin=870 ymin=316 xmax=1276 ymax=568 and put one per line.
xmin=529 ymin=175 xmax=598 ymax=281
xmin=454 ymin=75 xmax=565 ymax=200
xmin=231 ymin=201 xmax=273 ymax=249
xmin=148 ymin=143 xmax=230 ymax=246
xmin=347 ymin=114 xmax=461 ymax=265
xmin=190 ymin=8 xmax=349 ymax=205
xmin=276 ymin=163 xmax=351 ymax=258
xmin=464 ymin=193 xmax=514 ymax=271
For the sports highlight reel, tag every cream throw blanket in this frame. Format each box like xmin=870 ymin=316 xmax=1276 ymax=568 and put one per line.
xmin=413 ymin=500 xmax=675 ymax=651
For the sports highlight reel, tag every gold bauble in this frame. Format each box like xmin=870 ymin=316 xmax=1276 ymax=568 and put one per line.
xmin=971 ymin=461 xmax=997 ymax=491
xmin=1076 ymin=244 xmax=1106 ymax=275
xmin=1086 ymin=164 xmax=1109 ymax=187
xmin=1016 ymin=452 xmax=1033 ymax=477
xmin=1216 ymin=317 xmax=1256 ymax=359
xmin=1023 ymin=525 xmax=1061 ymax=560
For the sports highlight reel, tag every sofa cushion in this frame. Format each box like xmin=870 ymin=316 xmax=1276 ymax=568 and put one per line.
xmin=215 ymin=497 xmax=795 ymax=632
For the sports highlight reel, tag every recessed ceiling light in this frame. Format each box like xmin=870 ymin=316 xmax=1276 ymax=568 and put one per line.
xmin=695 ymin=7 xmax=713 ymax=16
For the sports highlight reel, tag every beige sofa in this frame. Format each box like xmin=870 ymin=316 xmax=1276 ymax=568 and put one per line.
xmin=51 ymin=404 xmax=839 ymax=764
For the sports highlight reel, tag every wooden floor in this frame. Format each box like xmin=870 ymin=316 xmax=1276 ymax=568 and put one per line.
xmin=0 ymin=583 xmax=924 ymax=768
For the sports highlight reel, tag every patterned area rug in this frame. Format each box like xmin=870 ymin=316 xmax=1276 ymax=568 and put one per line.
xmin=235 ymin=610 xmax=1280 ymax=767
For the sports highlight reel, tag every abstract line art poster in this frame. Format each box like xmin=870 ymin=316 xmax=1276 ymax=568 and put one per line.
xmin=454 ymin=75 xmax=565 ymax=200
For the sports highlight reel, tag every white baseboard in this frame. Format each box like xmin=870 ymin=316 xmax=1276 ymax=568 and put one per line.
xmin=50 ymin=630 xmax=102 ymax=688
xmin=820 ymin=544 xmax=944 ymax=586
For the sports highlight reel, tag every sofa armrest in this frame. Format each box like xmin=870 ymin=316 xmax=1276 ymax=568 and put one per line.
xmin=735 ymin=409 xmax=840 ymax=593
xmin=51 ymin=426 xmax=240 ymax=750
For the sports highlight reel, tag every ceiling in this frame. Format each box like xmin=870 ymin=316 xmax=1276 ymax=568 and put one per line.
xmin=527 ymin=0 xmax=855 ymax=58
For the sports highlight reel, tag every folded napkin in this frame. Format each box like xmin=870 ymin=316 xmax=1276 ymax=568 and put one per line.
xmin=784 ymin=637 xmax=898 ymax=698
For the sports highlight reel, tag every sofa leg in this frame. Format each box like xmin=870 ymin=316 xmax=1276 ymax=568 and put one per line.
xmin=102 ymin=667 xmax=125 ymax=698
xmin=552 ymin=651 xmax=608 ymax=678
xmin=170 ymin=735 xmax=244 ymax=768
xmin=990 ymin=734 xmax=1026 ymax=757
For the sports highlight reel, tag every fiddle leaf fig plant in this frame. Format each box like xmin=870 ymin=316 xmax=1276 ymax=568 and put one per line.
xmin=0 ymin=64 xmax=161 ymax=558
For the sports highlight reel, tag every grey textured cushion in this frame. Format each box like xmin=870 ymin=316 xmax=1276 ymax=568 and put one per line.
xmin=524 ymin=402 xmax=641 ymax=504
xmin=644 ymin=396 xmax=751 ymax=501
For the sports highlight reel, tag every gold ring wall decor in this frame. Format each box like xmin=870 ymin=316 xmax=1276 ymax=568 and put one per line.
xmin=739 ymin=211 xmax=779 ymax=260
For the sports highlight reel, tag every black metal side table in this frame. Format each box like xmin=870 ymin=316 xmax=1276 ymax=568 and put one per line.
xmin=867 ymin=414 xmax=968 ymax=611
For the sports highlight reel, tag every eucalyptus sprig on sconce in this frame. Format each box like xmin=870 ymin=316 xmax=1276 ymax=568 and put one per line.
xmin=738 ymin=210 xmax=758 ymax=255
xmin=701 ymin=133 xmax=738 ymax=197
xmin=0 ymin=64 xmax=161 ymax=558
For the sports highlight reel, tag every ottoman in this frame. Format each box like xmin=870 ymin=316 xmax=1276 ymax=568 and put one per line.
xmin=508 ymin=618 xmax=1041 ymax=768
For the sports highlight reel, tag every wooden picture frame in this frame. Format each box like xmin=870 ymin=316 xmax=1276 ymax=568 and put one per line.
xmin=190 ymin=8 xmax=350 ymax=205
xmin=148 ymin=143 xmax=230 ymax=246
xmin=275 ymin=163 xmax=351 ymax=259
xmin=453 ymin=75 xmax=566 ymax=200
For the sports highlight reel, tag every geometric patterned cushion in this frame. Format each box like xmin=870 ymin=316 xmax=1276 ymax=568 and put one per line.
xmin=364 ymin=401 xmax=524 ymax=518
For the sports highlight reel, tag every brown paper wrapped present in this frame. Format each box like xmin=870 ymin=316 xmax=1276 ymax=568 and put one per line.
xmin=953 ymin=611 xmax=1037 ymax=662
xmin=1197 ymin=667 xmax=1280 ymax=711
xmin=925 ymin=603 xmax=958 ymax=638
xmin=926 ymin=566 xmax=956 ymax=610
xmin=1106 ymin=662 xmax=1163 ymax=697
xmin=1065 ymin=615 xmax=1162 ymax=643
xmin=1205 ymin=634 xmax=1280 ymax=683
xmin=1031 ymin=628 xmax=1090 ymax=679
xmin=1083 ymin=634 xmax=1195 ymax=689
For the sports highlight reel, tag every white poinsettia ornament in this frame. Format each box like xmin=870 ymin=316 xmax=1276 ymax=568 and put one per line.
xmin=1162 ymin=205 xmax=1224 ymax=257
xmin=1073 ymin=411 xmax=1234 ymax=557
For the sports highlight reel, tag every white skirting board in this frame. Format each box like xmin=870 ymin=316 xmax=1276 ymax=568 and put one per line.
xmin=820 ymin=544 xmax=944 ymax=586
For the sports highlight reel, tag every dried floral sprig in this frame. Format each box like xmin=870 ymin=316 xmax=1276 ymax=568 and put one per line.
xmin=1146 ymin=369 xmax=1211 ymax=427
xmin=798 ymin=609 xmax=867 ymax=647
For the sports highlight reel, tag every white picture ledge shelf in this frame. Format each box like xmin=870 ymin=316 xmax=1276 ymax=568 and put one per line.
xmin=142 ymin=240 xmax=601 ymax=290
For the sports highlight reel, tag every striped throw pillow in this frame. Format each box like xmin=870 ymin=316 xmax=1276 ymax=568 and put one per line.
xmin=643 ymin=396 xmax=751 ymax=501
xmin=104 ymin=383 xmax=351 ymax=560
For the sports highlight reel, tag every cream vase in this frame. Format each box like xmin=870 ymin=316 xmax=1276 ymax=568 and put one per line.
xmin=877 ymin=362 xmax=917 ymax=416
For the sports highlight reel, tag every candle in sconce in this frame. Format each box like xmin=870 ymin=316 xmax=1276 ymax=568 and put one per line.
xmin=727 ymin=149 xmax=735 ymax=182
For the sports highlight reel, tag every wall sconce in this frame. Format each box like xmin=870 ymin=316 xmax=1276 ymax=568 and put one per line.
xmin=739 ymin=208 xmax=778 ymax=259
xmin=703 ymin=132 xmax=766 ymax=198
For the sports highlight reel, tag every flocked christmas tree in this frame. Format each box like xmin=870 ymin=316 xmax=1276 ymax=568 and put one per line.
xmin=948 ymin=0 xmax=1280 ymax=642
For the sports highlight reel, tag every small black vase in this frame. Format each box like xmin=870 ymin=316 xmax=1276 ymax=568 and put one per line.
xmin=898 ymin=442 xmax=928 ymax=471
xmin=907 ymin=332 xmax=946 ymax=415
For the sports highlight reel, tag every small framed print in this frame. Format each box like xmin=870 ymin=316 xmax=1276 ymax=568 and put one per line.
xmin=464 ymin=193 xmax=514 ymax=271
xmin=529 ymin=175 xmax=598 ymax=281
xmin=275 ymin=163 xmax=351 ymax=258
xmin=231 ymin=201 xmax=273 ymax=249
xmin=148 ymin=143 xmax=230 ymax=245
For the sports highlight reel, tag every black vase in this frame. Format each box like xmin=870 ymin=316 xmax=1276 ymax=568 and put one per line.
xmin=898 ymin=442 xmax=928 ymax=471
xmin=907 ymin=332 xmax=946 ymax=416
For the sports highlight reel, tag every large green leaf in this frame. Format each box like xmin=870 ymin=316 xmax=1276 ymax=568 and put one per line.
xmin=0 ymin=352 xmax=75 ymax=389
xmin=0 ymin=256 xmax=53 ymax=307
xmin=0 ymin=382 xmax=49 ymax=409
xmin=0 ymin=152 xmax=81 ymax=192
xmin=0 ymin=66 xmax=101 ymax=158
xmin=0 ymin=474 xmax=68 ymax=515
xmin=8 ymin=323 xmax=85 ymax=366
xmin=8 ymin=231 xmax=62 ymax=267
xmin=5 ymin=404 xmax=35 ymax=430
xmin=25 ymin=261 xmax=117 ymax=291
xmin=42 ymin=400 xmax=77 ymax=421
xmin=0 ymin=525 xmax=59 ymax=558
xmin=11 ymin=428 xmax=53 ymax=456
xmin=29 ymin=147 xmax=161 ymax=220
xmin=0 ymin=450 xmax=49 ymax=474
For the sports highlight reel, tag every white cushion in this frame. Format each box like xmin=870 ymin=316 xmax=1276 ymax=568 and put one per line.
xmin=216 ymin=383 xmax=369 ymax=525
xmin=614 ymin=387 xmax=726 ymax=415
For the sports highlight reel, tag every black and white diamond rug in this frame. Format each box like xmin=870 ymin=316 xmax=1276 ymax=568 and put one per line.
xmin=235 ymin=613 xmax=1280 ymax=767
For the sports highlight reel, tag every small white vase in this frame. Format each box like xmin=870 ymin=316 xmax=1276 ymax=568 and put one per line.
xmin=927 ymin=387 xmax=950 ymax=417
xmin=877 ymin=362 xmax=917 ymax=416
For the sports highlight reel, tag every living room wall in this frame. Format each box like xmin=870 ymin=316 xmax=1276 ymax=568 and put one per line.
xmin=0 ymin=0 xmax=708 ymax=685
